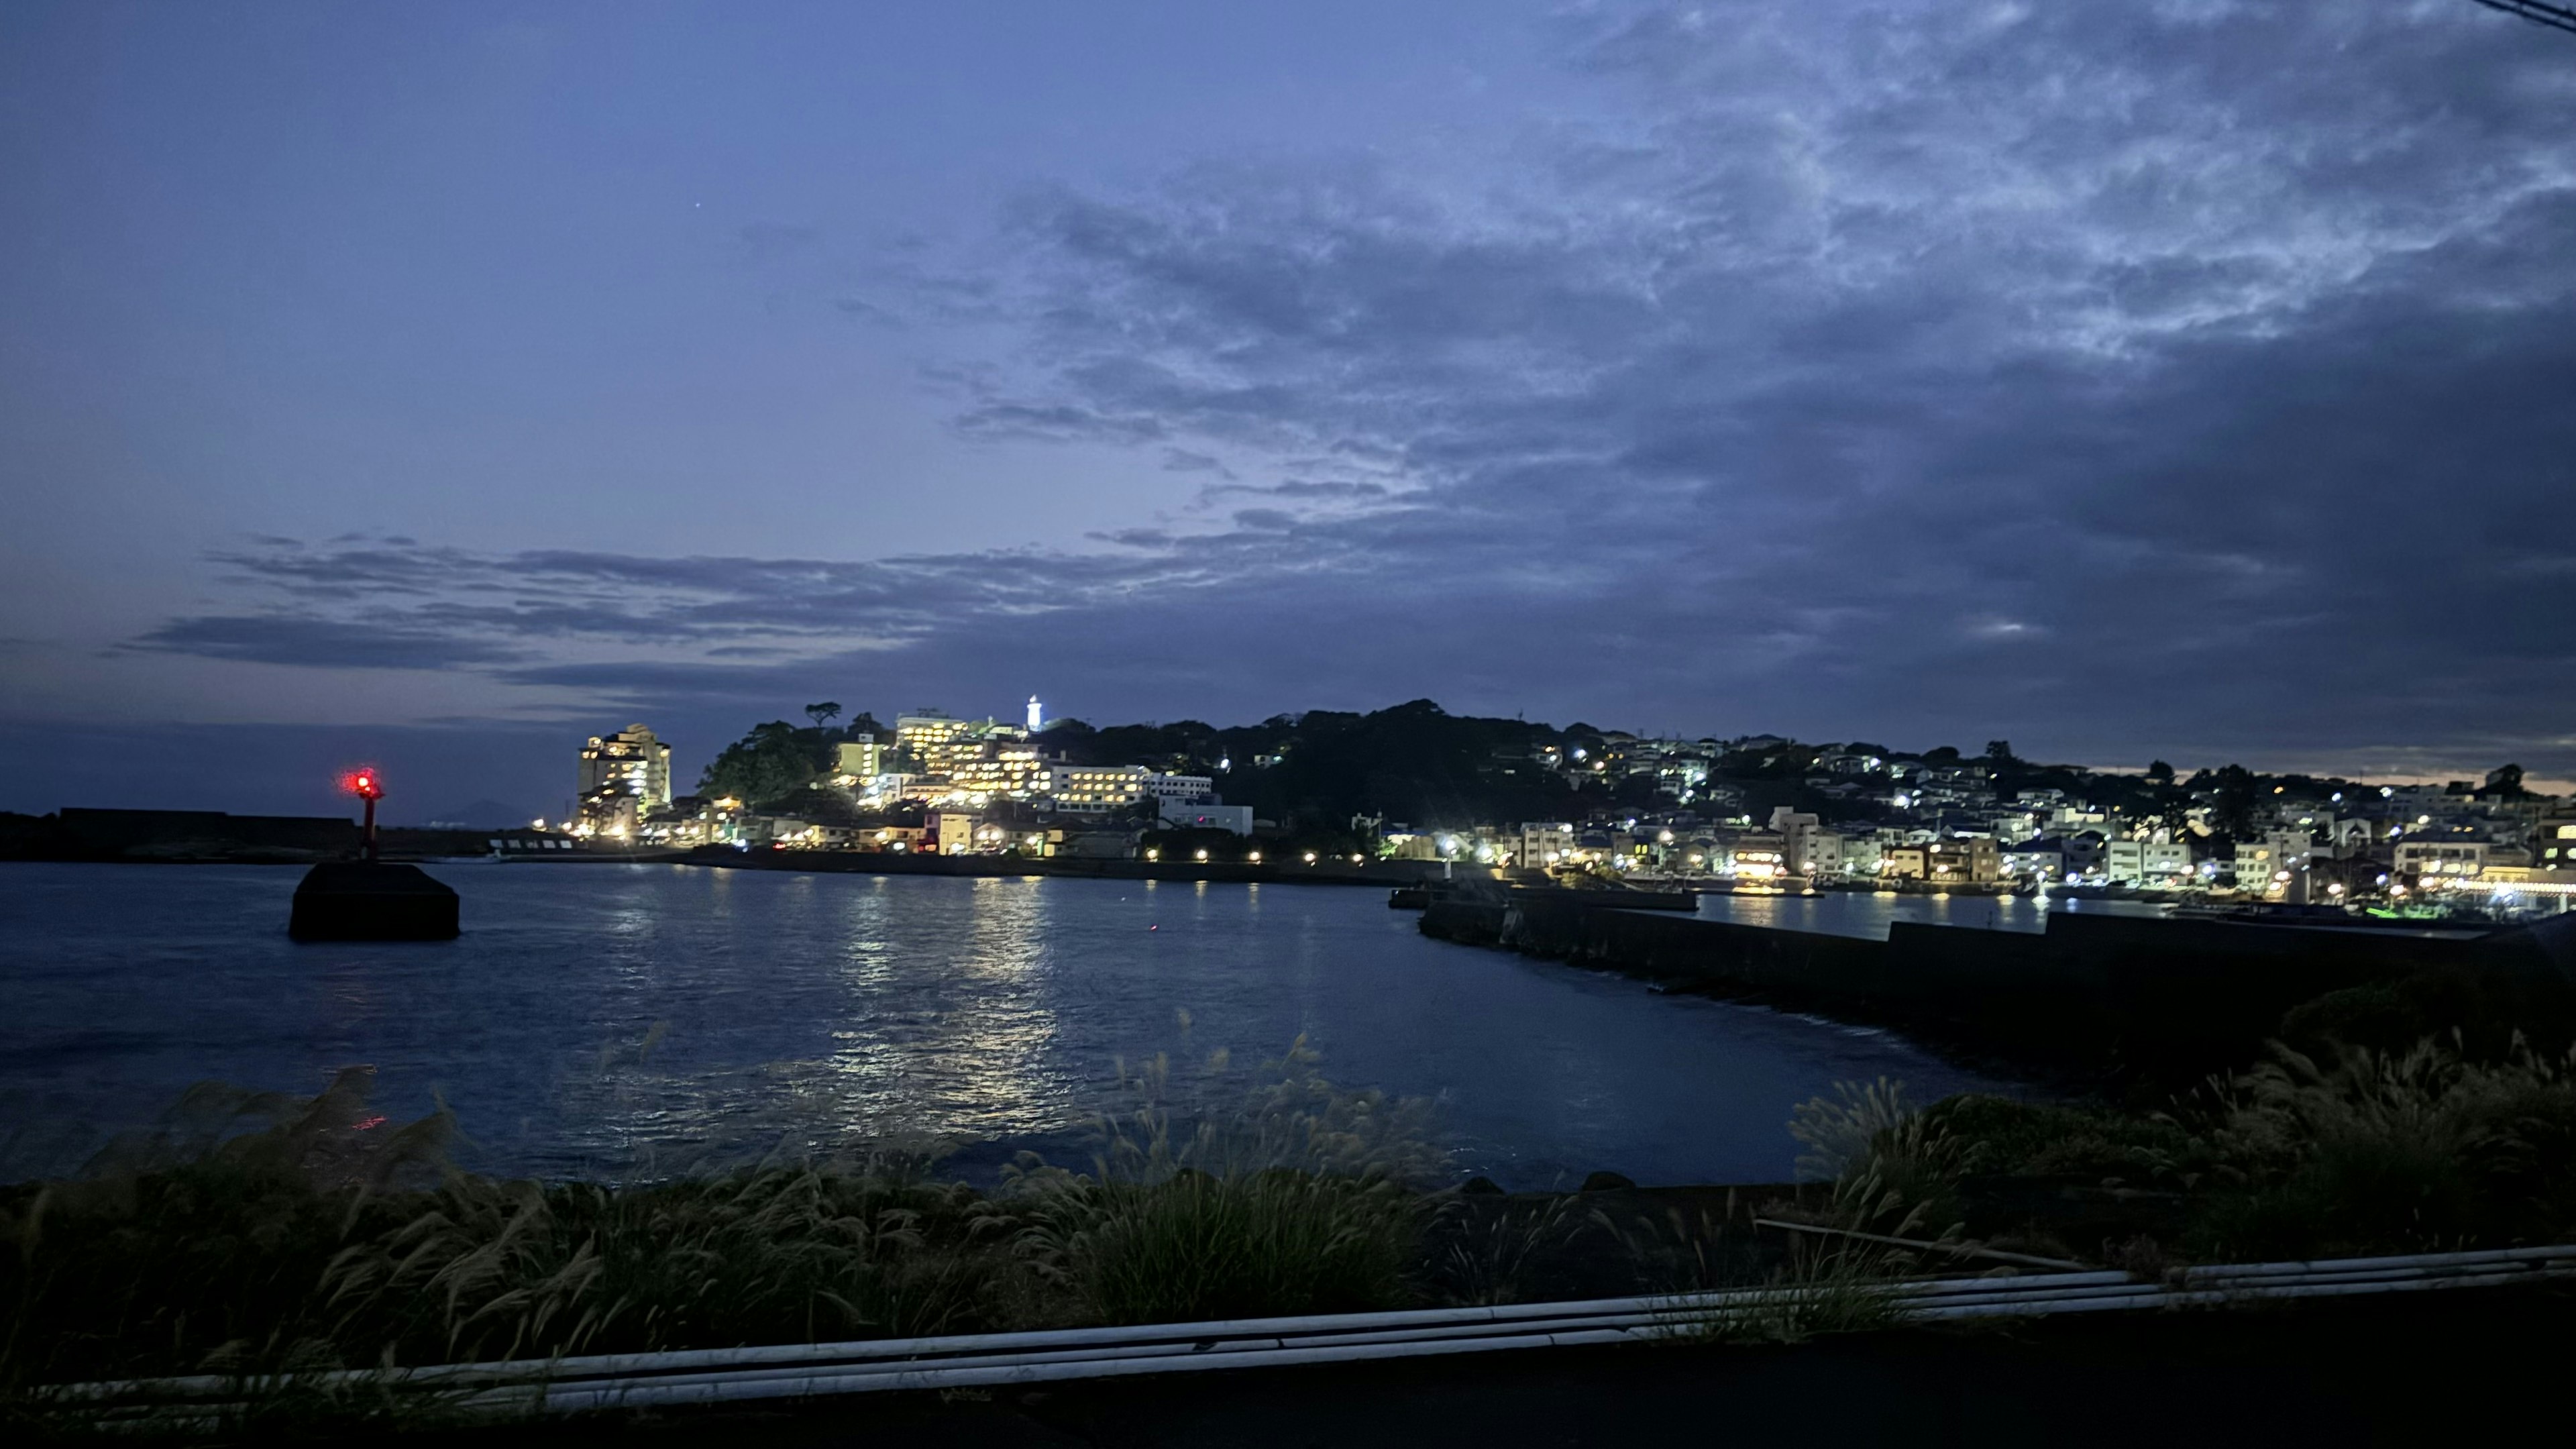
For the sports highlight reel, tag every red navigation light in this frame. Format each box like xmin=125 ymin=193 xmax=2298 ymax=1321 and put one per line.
xmin=343 ymin=769 xmax=384 ymax=800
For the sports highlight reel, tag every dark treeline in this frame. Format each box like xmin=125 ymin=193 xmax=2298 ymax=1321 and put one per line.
xmin=684 ymin=698 xmax=2532 ymax=843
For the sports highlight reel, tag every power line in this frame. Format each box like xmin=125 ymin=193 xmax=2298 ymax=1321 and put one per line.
xmin=2470 ymin=0 xmax=2576 ymax=38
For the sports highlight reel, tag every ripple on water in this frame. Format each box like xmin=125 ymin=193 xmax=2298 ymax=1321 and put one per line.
xmin=0 ymin=863 xmax=2019 ymax=1187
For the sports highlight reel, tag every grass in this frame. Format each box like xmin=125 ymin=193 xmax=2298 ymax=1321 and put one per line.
xmin=0 ymin=1040 xmax=1448 ymax=1419
xmin=15 ymin=1027 xmax=2576 ymax=1435
xmin=1806 ymin=1036 xmax=2576 ymax=1268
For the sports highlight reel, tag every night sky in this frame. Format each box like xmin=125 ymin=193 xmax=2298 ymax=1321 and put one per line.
xmin=3 ymin=2 xmax=2571 ymax=821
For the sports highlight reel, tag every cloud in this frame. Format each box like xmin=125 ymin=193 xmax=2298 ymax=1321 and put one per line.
xmin=123 ymin=615 xmax=529 ymax=670
xmin=104 ymin=3 xmax=2576 ymax=786
xmin=1159 ymin=447 xmax=1232 ymax=476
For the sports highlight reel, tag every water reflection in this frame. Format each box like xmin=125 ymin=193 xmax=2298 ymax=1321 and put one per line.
xmin=0 ymin=864 xmax=2017 ymax=1186
xmin=1693 ymin=889 xmax=2165 ymax=939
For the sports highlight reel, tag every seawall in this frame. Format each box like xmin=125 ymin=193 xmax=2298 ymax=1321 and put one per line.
xmin=1420 ymin=894 xmax=2570 ymax=1075
xmin=685 ymin=847 xmax=1493 ymax=889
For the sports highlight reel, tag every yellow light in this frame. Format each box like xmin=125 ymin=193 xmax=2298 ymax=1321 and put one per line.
xmin=1248 ymin=851 xmax=1262 ymax=863
xmin=1146 ymin=849 xmax=1160 ymax=861
xmin=1303 ymin=852 xmax=1317 ymax=863
xmin=1195 ymin=849 xmax=1209 ymax=861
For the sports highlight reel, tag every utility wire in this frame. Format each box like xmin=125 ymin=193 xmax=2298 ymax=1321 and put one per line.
xmin=2469 ymin=0 xmax=2576 ymax=38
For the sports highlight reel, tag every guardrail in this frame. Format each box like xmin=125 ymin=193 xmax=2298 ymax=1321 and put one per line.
xmin=37 ymin=1244 xmax=2576 ymax=1428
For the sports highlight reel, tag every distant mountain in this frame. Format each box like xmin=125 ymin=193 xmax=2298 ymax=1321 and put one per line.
xmin=415 ymin=799 xmax=531 ymax=830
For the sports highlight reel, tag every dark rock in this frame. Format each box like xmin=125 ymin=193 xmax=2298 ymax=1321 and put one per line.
xmin=289 ymin=862 xmax=460 ymax=941
xmin=1458 ymin=1176 xmax=1505 ymax=1196
xmin=1579 ymin=1171 xmax=1637 ymax=1193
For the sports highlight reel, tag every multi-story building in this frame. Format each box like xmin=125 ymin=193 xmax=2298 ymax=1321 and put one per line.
xmin=1143 ymin=773 xmax=1213 ymax=806
xmin=2002 ymin=838 xmax=2068 ymax=881
xmin=1727 ymin=830 xmax=1790 ymax=881
xmin=577 ymin=724 xmax=674 ymax=834
xmin=1159 ymin=799 xmax=1253 ymax=835
xmin=1768 ymin=808 xmax=1842 ymax=877
xmin=895 ymin=709 xmax=971 ymax=769
xmin=833 ymin=739 xmax=885 ymax=781
xmin=1928 ymin=838 xmax=2003 ymax=885
xmin=2104 ymin=838 xmax=2192 ymax=886
xmin=896 ymin=709 xmax=1032 ymax=779
xmin=1839 ymin=834 xmax=1887 ymax=877
xmin=946 ymin=742 xmax=1049 ymax=800
xmin=1049 ymin=764 xmax=1152 ymax=812
xmin=2231 ymin=828 xmax=2319 ymax=890
xmin=2396 ymin=839 xmax=2489 ymax=879
xmin=2537 ymin=812 xmax=2576 ymax=872
xmin=1520 ymin=822 xmax=1577 ymax=867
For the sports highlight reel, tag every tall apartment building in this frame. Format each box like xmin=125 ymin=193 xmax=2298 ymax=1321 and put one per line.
xmin=833 ymin=739 xmax=885 ymax=780
xmin=896 ymin=710 xmax=971 ymax=772
xmin=578 ymin=724 xmax=674 ymax=832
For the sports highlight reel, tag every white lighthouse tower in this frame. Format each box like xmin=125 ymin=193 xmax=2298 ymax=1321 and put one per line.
xmin=1026 ymin=694 xmax=1044 ymax=733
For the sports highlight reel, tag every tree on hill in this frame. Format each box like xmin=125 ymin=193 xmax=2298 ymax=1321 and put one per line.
xmin=804 ymin=701 xmax=841 ymax=729
xmin=700 ymin=721 xmax=827 ymax=807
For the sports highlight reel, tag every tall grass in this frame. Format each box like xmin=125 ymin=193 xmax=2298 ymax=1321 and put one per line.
xmin=1808 ymin=1036 xmax=2576 ymax=1265
xmin=2194 ymin=1036 xmax=2576 ymax=1257
xmin=1 ymin=1079 xmax=1013 ymax=1396
xmin=1 ymin=1041 xmax=1448 ymax=1405
xmin=1000 ymin=1040 xmax=1438 ymax=1324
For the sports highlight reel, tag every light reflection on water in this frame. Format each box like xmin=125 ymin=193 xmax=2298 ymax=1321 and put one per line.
xmin=1692 ymin=890 xmax=2170 ymax=938
xmin=0 ymin=863 xmax=2015 ymax=1187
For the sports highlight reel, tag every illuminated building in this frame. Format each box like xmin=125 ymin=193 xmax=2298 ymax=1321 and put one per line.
xmin=2540 ymin=815 xmax=2576 ymax=871
xmin=833 ymin=739 xmax=885 ymax=781
xmin=1927 ymin=837 xmax=2004 ymax=884
xmin=577 ymin=724 xmax=672 ymax=835
xmin=1519 ymin=822 xmax=1576 ymax=866
xmin=897 ymin=708 xmax=1030 ymax=779
xmin=947 ymin=742 xmax=1049 ymax=799
xmin=1142 ymin=773 xmax=1212 ymax=806
xmin=895 ymin=710 xmax=971 ymax=771
xmin=2396 ymin=839 xmax=2490 ymax=879
xmin=1157 ymin=799 xmax=1252 ymax=835
xmin=1049 ymin=764 xmax=1151 ymax=812
xmin=2103 ymin=838 xmax=2191 ymax=885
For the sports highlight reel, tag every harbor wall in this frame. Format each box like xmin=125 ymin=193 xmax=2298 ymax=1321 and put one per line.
xmin=1419 ymin=894 xmax=2565 ymax=1071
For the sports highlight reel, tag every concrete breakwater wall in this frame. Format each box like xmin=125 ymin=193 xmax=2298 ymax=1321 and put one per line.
xmin=1421 ymin=896 xmax=2576 ymax=1071
xmin=688 ymin=847 xmax=1483 ymax=889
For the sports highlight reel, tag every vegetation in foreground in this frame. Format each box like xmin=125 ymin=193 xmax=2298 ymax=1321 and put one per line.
xmin=8 ymin=1027 xmax=2576 ymax=1434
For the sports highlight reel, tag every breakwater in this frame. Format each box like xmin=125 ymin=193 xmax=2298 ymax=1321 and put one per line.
xmin=688 ymin=846 xmax=1497 ymax=889
xmin=1420 ymin=892 xmax=2576 ymax=1075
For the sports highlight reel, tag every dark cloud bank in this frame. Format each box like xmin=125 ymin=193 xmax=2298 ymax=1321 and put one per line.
xmin=43 ymin=3 xmax=2576 ymax=811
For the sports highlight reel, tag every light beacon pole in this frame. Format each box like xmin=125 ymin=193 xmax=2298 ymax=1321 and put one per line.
xmin=347 ymin=769 xmax=384 ymax=862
